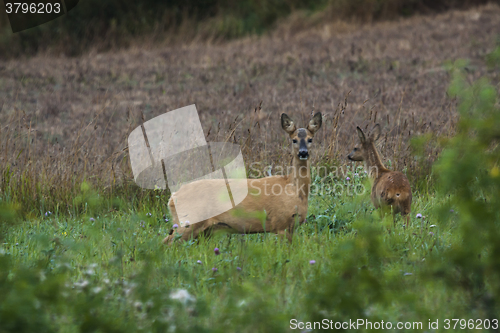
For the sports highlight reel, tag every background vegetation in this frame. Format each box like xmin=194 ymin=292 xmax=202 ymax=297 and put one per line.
xmin=0 ymin=0 xmax=496 ymax=57
xmin=1 ymin=1 xmax=500 ymax=332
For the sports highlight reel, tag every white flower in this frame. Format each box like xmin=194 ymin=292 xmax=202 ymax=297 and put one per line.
xmin=92 ymin=286 xmax=103 ymax=294
xmin=134 ymin=301 xmax=143 ymax=311
xmin=169 ymin=289 xmax=195 ymax=306
xmin=74 ymin=280 xmax=90 ymax=289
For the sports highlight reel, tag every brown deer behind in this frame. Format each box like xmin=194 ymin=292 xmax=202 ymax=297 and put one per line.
xmin=347 ymin=124 xmax=412 ymax=226
xmin=163 ymin=112 xmax=322 ymax=244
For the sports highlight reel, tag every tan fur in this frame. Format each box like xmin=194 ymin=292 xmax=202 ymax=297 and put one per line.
xmin=163 ymin=112 xmax=322 ymax=244
xmin=347 ymin=124 xmax=412 ymax=226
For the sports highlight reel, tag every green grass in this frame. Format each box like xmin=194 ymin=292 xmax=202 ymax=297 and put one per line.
xmin=0 ymin=168 xmax=465 ymax=332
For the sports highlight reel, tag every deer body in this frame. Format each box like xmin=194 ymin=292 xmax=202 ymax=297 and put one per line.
xmin=163 ymin=112 xmax=322 ymax=244
xmin=348 ymin=124 xmax=412 ymax=225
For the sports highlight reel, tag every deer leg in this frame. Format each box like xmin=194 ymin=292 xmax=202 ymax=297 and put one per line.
xmin=163 ymin=221 xmax=209 ymax=245
xmin=197 ymin=219 xmax=231 ymax=242
xmin=280 ymin=216 xmax=300 ymax=244
xmin=403 ymin=214 xmax=410 ymax=228
xmin=277 ymin=229 xmax=293 ymax=243
xmin=163 ymin=226 xmax=188 ymax=245
xmin=163 ymin=199 xmax=180 ymax=244
xmin=163 ymin=233 xmax=174 ymax=244
xmin=378 ymin=207 xmax=386 ymax=221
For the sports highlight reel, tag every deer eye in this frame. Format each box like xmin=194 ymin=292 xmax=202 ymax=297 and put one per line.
xmin=292 ymin=139 xmax=298 ymax=144
xmin=354 ymin=147 xmax=358 ymax=151
xmin=308 ymin=138 xmax=313 ymax=143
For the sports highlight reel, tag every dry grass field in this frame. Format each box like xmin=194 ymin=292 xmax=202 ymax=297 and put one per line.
xmin=1 ymin=4 xmax=499 ymax=215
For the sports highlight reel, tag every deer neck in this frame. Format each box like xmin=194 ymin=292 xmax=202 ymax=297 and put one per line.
xmin=289 ymin=155 xmax=311 ymax=199
xmin=364 ymin=142 xmax=389 ymax=179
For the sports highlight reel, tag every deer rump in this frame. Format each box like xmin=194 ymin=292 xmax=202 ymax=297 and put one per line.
xmin=371 ymin=171 xmax=412 ymax=215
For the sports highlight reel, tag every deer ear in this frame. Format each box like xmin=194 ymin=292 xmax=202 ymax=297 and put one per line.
xmin=356 ymin=126 xmax=366 ymax=143
xmin=370 ymin=124 xmax=381 ymax=141
xmin=281 ymin=113 xmax=296 ymax=134
xmin=307 ymin=112 xmax=322 ymax=134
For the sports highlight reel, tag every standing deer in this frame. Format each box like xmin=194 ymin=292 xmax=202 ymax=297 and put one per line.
xmin=347 ymin=124 xmax=412 ymax=226
xmin=163 ymin=112 xmax=322 ymax=244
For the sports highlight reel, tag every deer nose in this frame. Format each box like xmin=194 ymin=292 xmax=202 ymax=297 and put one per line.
xmin=298 ymin=149 xmax=309 ymax=159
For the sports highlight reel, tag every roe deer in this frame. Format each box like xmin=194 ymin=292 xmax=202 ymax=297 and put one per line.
xmin=163 ymin=112 xmax=322 ymax=244
xmin=347 ymin=124 xmax=412 ymax=226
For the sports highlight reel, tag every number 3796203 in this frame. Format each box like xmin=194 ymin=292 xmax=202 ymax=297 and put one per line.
xmin=444 ymin=319 xmax=498 ymax=330
xmin=6 ymin=2 xmax=61 ymax=14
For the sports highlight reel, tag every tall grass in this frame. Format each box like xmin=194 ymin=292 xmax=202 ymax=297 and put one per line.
xmin=0 ymin=87 xmax=444 ymax=224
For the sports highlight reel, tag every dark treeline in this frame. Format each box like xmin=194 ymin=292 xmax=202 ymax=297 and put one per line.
xmin=0 ymin=0 xmax=495 ymax=57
